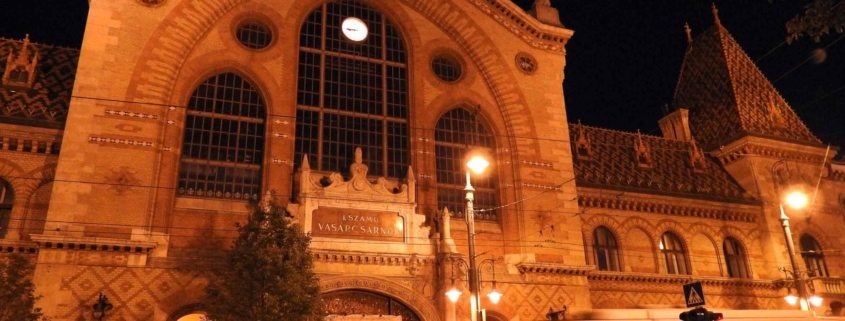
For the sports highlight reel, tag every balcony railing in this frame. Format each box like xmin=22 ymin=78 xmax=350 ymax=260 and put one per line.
xmin=809 ymin=277 xmax=845 ymax=295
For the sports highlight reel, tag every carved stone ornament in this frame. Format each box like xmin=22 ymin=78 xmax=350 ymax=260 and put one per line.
xmin=766 ymin=95 xmax=786 ymax=127
xmin=574 ymin=121 xmax=592 ymax=160
xmin=515 ymin=52 xmax=538 ymax=74
xmin=137 ymin=0 xmax=166 ymax=7
xmin=633 ymin=130 xmax=653 ymax=168
xmin=2 ymin=34 xmax=38 ymax=88
xmin=688 ymin=141 xmax=708 ymax=173
xmin=298 ymin=148 xmax=415 ymax=203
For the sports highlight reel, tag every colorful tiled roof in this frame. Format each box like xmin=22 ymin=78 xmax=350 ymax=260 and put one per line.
xmin=0 ymin=37 xmax=78 ymax=128
xmin=673 ymin=25 xmax=821 ymax=150
xmin=569 ymin=123 xmax=755 ymax=203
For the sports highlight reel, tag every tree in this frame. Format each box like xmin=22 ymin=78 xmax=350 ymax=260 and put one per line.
xmin=0 ymin=254 xmax=46 ymax=321
xmin=202 ymin=200 xmax=322 ymax=321
xmin=783 ymin=0 xmax=845 ymax=42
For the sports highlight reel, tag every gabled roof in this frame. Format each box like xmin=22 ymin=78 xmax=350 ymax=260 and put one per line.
xmin=569 ymin=123 xmax=755 ymax=203
xmin=673 ymin=24 xmax=821 ymax=150
xmin=0 ymin=37 xmax=79 ymax=128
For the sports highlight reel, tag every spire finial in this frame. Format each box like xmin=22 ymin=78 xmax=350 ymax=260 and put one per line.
xmin=684 ymin=23 xmax=692 ymax=44
xmin=711 ymin=3 xmax=722 ymax=28
xmin=534 ymin=0 xmax=552 ymax=7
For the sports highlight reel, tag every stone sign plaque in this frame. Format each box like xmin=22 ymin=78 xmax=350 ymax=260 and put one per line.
xmin=312 ymin=207 xmax=404 ymax=242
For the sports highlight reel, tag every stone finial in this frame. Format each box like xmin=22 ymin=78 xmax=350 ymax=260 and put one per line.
xmin=354 ymin=147 xmax=363 ymax=164
xmin=440 ymin=207 xmax=452 ymax=241
xmin=529 ymin=0 xmax=563 ymax=27
xmin=2 ymin=33 xmax=39 ymax=88
xmin=712 ymin=3 xmax=722 ymax=28
xmin=349 ymin=147 xmax=369 ymax=178
xmin=634 ymin=130 xmax=653 ymax=168
xmin=406 ymin=166 xmax=416 ymax=183
xmin=684 ymin=23 xmax=692 ymax=44
xmin=300 ymin=154 xmax=310 ymax=171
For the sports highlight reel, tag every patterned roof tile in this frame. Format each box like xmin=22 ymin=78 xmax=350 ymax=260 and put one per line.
xmin=0 ymin=37 xmax=79 ymax=128
xmin=673 ymin=25 xmax=820 ymax=150
xmin=570 ymin=123 xmax=755 ymax=203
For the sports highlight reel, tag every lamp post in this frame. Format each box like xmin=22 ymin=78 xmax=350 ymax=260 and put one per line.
xmin=466 ymin=154 xmax=489 ymax=321
xmin=92 ymin=293 xmax=113 ymax=321
xmin=772 ymin=159 xmax=821 ymax=310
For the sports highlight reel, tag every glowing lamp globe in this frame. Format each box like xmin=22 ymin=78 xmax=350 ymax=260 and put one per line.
xmin=809 ymin=295 xmax=823 ymax=307
xmin=466 ymin=156 xmax=490 ymax=174
xmin=487 ymin=286 xmax=503 ymax=304
xmin=785 ymin=191 xmax=808 ymax=209
xmin=445 ymin=287 xmax=462 ymax=303
xmin=784 ymin=294 xmax=799 ymax=306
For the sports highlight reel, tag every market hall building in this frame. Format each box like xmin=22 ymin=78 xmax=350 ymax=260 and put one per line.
xmin=1 ymin=0 xmax=845 ymax=320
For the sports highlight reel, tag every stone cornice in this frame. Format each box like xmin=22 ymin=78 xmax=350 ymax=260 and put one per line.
xmin=711 ymin=138 xmax=830 ymax=166
xmin=464 ymin=0 xmax=573 ymax=53
xmin=0 ymin=239 xmax=39 ymax=254
xmin=578 ymin=189 xmax=760 ymax=223
xmin=589 ymin=271 xmax=777 ymax=289
xmin=30 ymin=234 xmax=156 ymax=254
xmin=313 ymin=250 xmax=433 ymax=266
xmin=516 ymin=262 xmax=595 ymax=275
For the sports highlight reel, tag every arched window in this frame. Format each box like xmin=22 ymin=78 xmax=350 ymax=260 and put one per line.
xmin=0 ymin=179 xmax=14 ymax=238
xmin=800 ymin=234 xmax=829 ymax=277
xmin=177 ymin=73 xmax=266 ymax=201
xmin=660 ymin=232 xmax=689 ymax=275
xmin=723 ymin=237 xmax=749 ymax=278
xmin=295 ymin=0 xmax=410 ymax=179
xmin=593 ymin=226 xmax=620 ymax=271
xmin=434 ymin=108 xmax=498 ymax=221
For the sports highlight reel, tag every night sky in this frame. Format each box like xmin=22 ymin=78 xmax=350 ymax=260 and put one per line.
xmin=3 ymin=0 xmax=843 ymax=156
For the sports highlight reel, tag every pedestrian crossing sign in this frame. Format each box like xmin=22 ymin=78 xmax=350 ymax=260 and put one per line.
xmin=683 ymin=282 xmax=706 ymax=307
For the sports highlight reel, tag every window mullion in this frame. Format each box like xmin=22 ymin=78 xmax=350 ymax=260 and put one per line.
xmin=316 ymin=4 xmax=327 ymax=171
xmin=381 ymin=18 xmax=388 ymax=177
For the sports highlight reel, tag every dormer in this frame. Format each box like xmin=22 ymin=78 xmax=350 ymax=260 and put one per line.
xmin=2 ymin=34 xmax=39 ymax=89
xmin=573 ymin=121 xmax=593 ymax=160
xmin=766 ymin=94 xmax=787 ymax=128
xmin=634 ymin=130 xmax=653 ymax=169
xmin=688 ymin=140 xmax=708 ymax=173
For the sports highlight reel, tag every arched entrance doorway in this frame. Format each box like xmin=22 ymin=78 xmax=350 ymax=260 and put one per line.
xmin=175 ymin=314 xmax=205 ymax=321
xmin=322 ymin=290 xmax=421 ymax=321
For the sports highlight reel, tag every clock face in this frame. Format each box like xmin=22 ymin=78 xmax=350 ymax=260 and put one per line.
xmin=341 ymin=17 xmax=368 ymax=42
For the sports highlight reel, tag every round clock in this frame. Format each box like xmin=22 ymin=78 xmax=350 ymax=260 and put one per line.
xmin=341 ymin=17 xmax=368 ymax=42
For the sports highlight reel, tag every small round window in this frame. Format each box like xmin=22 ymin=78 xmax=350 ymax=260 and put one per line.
xmin=431 ymin=55 xmax=462 ymax=83
xmin=515 ymin=52 xmax=538 ymax=74
xmin=236 ymin=21 xmax=273 ymax=50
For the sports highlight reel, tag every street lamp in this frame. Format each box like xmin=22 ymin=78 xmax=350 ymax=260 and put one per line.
xmin=772 ymin=159 xmax=815 ymax=310
xmin=92 ymin=293 xmax=113 ymax=321
xmin=463 ymin=150 xmax=497 ymax=321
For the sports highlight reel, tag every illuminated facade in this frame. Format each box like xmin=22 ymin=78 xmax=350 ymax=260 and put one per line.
xmin=1 ymin=1 xmax=845 ymax=320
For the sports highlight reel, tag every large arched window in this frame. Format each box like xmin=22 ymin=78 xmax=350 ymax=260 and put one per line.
xmin=0 ymin=179 xmax=13 ymax=238
xmin=593 ymin=226 xmax=620 ymax=271
xmin=434 ymin=108 xmax=498 ymax=221
xmin=295 ymin=0 xmax=409 ymax=179
xmin=800 ymin=234 xmax=829 ymax=277
xmin=660 ymin=232 xmax=689 ymax=275
xmin=177 ymin=73 xmax=266 ymax=201
xmin=723 ymin=237 xmax=749 ymax=278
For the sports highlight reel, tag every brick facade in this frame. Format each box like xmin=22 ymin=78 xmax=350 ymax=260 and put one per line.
xmin=1 ymin=1 xmax=845 ymax=321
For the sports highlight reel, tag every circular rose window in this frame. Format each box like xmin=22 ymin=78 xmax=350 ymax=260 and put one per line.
xmin=515 ymin=52 xmax=538 ymax=74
